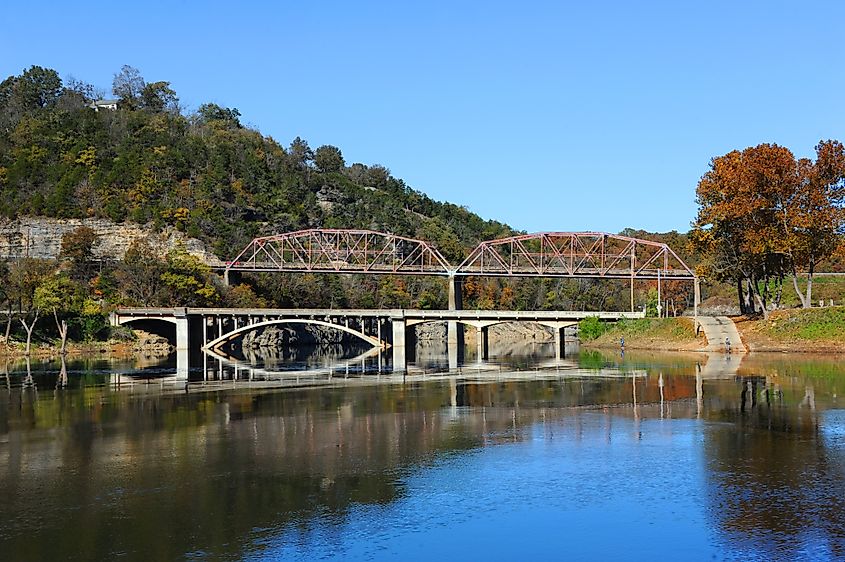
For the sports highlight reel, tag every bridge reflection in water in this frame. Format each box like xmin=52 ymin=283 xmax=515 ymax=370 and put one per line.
xmin=111 ymin=307 xmax=645 ymax=380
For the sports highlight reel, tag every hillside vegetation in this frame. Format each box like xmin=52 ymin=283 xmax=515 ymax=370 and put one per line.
xmin=0 ymin=65 xmax=692 ymax=352
xmin=0 ymin=66 xmax=511 ymax=260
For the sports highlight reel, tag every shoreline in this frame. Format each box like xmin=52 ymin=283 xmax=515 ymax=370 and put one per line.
xmin=584 ymin=341 xmax=845 ymax=355
xmin=583 ymin=310 xmax=845 ymax=355
xmin=0 ymin=341 xmax=172 ymax=361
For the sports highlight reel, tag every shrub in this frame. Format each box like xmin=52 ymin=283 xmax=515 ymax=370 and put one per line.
xmin=578 ymin=316 xmax=607 ymax=341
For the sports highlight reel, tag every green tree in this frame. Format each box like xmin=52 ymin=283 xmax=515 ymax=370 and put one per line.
xmin=0 ymin=261 xmax=12 ymax=349
xmin=8 ymin=258 xmax=57 ymax=355
xmin=645 ymin=287 xmax=659 ymax=317
xmin=141 ymin=81 xmax=179 ymax=113
xmin=7 ymin=66 xmax=63 ymax=110
xmin=314 ymin=145 xmax=345 ymax=173
xmin=160 ymin=245 xmax=219 ymax=306
xmin=288 ymin=137 xmax=313 ymax=169
xmin=196 ymin=103 xmax=242 ymax=128
xmin=223 ymin=283 xmax=267 ymax=308
xmin=34 ymin=275 xmax=82 ymax=354
xmin=578 ymin=316 xmax=607 ymax=341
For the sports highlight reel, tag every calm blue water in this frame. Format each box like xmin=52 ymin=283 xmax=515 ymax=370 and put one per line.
xmin=1 ymin=351 xmax=844 ymax=560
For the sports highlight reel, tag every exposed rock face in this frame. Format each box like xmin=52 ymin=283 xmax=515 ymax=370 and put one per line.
xmin=488 ymin=322 xmax=554 ymax=342
xmin=315 ymin=185 xmax=344 ymax=212
xmin=411 ymin=321 xmax=553 ymax=342
xmin=413 ymin=322 xmax=446 ymax=341
xmin=241 ymin=325 xmax=351 ymax=349
xmin=0 ymin=217 xmax=220 ymax=263
xmin=131 ymin=330 xmax=173 ymax=355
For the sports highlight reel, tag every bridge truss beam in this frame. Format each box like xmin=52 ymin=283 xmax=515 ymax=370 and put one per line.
xmin=225 ymin=229 xmax=453 ymax=276
xmin=455 ymin=232 xmax=696 ymax=280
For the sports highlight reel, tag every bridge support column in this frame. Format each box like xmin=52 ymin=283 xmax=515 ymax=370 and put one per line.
xmin=554 ymin=325 xmax=564 ymax=360
xmin=448 ymin=275 xmax=463 ymax=354
xmin=476 ymin=326 xmax=489 ymax=361
xmin=174 ymin=310 xmax=189 ymax=380
xmin=176 ymin=348 xmax=188 ymax=380
xmin=174 ymin=309 xmax=189 ymax=351
xmin=448 ymin=276 xmax=463 ymax=311
xmin=391 ymin=317 xmax=406 ymax=373
xmin=223 ymin=269 xmax=241 ymax=287
xmin=447 ymin=321 xmax=463 ymax=349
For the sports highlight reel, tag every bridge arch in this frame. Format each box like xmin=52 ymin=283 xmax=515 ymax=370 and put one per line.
xmin=405 ymin=318 xmax=502 ymax=330
xmin=116 ymin=316 xmax=179 ymax=345
xmin=203 ymin=318 xmax=386 ymax=352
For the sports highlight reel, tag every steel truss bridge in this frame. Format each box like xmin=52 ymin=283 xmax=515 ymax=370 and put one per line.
xmin=115 ymin=231 xmax=699 ymax=376
xmin=225 ymin=229 xmax=696 ymax=280
xmin=222 ymin=229 xmax=700 ymax=314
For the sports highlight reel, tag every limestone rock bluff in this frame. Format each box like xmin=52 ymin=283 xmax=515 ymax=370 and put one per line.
xmin=0 ymin=217 xmax=221 ymax=263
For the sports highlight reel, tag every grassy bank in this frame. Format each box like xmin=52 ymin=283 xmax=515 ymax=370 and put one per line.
xmin=737 ymin=307 xmax=845 ymax=353
xmin=582 ymin=317 xmax=705 ymax=351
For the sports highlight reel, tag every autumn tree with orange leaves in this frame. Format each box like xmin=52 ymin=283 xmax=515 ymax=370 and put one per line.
xmin=693 ymin=141 xmax=845 ymax=318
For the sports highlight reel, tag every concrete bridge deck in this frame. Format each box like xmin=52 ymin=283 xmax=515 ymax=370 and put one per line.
xmin=115 ymin=307 xmax=645 ymax=322
xmin=112 ymin=307 xmax=645 ymax=374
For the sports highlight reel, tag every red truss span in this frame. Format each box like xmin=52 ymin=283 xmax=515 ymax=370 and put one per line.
xmin=455 ymin=232 xmax=695 ymax=280
xmin=225 ymin=229 xmax=453 ymax=275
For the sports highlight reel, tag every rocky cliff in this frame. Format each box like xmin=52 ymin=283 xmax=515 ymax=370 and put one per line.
xmin=0 ymin=217 xmax=221 ymax=263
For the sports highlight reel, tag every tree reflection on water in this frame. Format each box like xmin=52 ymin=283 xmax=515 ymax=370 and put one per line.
xmin=0 ymin=352 xmax=844 ymax=559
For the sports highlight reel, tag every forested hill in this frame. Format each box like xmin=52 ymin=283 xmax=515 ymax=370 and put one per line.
xmin=0 ymin=65 xmax=512 ymax=262
xmin=0 ymin=65 xmax=701 ymax=319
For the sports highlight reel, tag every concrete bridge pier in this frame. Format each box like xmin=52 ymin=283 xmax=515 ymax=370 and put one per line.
xmin=176 ymin=348 xmax=189 ymax=380
xmin=540 ymin=321 xmax=576 ymax=361
xmin=173 ymin=309 xmax=190 ymax=379
xmin=174 ymin=309 xmax=189 ymax=350
xmin=447 ymin=275 xmax=464 ymax=352
xmin=448 ymin=340 xmax=458 ymax=370
xmin=391 ymin=316 xmax=406 ymax=373
xmin=222 ymin=269 xmax=242 ymax=287
xmin=476 ymin=326 xmax=489 ymax=361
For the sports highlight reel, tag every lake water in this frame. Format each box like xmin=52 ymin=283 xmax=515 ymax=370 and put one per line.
xmin=2 ymin=345 xmax=845 ymax=560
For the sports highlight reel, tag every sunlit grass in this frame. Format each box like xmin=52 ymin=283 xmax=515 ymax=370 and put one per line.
xmin=762 ymin=307 xmax=845 ymax=341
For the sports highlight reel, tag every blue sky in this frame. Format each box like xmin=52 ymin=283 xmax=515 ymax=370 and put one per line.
xmin=2 ymin=1 xmax=843 ymax=233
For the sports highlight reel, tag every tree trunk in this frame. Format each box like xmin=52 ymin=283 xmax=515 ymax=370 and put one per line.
xmin=792 ymin=271 xmax=808 ymax=308
xmin=53 ymin=310 xmax=68 ymax=355
xmin=4 ymin=303 xmax=12 ymax=352
xmin=744 ymin=279 xmax=755 ymax=314
xmin=805 ymin=258 xmax=815 ymax=307
xmin=20 ymin=311 xmax=38 ymax=356
xmin=736 ymin=278 xmax=746 ymax=314
xmin=749 ymin=277 xmax=769 ymax=320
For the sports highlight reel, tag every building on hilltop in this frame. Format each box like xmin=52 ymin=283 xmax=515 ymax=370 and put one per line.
xmin=88 ymin=99 xmax=119 ymax=111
